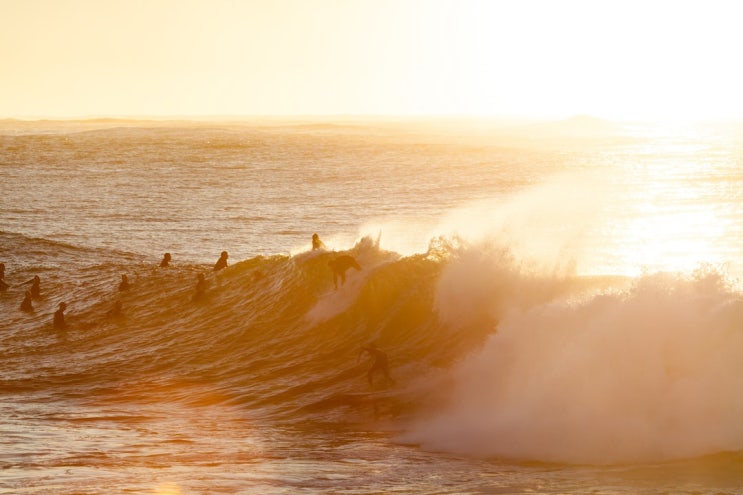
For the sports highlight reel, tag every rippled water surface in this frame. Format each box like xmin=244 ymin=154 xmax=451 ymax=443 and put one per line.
xmin=3 ymin=119 xmax=743 ymax=494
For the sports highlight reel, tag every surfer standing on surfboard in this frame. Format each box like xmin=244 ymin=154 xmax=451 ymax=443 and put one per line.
xmin=328 ymin=255 xmax=361 ymax=289
xmin=358 ymin=342 xmax=393 ymax=387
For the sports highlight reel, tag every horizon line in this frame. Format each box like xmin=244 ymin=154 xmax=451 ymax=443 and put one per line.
xmin=0 ymin=113 xmax=551 ymax=122
xmin=2 ymin=114 xmax=741 ymax=127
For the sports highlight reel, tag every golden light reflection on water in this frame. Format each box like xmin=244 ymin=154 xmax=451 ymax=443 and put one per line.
xmin=603 ymin=127 xmax=737 ymax=277
xmin=154 ymin=482 xmax=182 ymax=495
xmin=612 ymin=209 xmax=725 ymax=276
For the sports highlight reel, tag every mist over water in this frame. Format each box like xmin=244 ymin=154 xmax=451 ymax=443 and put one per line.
xmin=3 ymin=119 xmax=743 ymax=493
xmin=407 ymin=259 xmax=743 ymax=464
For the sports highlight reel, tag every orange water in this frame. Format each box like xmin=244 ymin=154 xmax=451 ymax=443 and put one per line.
xmin=3 ymin=119 xmax=743 ymax=493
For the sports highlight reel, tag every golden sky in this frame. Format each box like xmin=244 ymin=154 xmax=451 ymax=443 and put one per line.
xmin=2 ymin=0 xmax=741 ymax=120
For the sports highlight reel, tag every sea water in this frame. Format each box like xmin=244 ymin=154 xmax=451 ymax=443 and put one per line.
xmin=2 ymin=118 xmax=743 ymax=494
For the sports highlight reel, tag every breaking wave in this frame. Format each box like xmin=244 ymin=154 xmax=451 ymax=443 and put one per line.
xmin=3 ymin=230 xmax=743 ymax=465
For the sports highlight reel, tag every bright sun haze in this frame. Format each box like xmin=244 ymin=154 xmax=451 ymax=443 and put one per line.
xmin=1 ymin=0 xmax=741 ymax=120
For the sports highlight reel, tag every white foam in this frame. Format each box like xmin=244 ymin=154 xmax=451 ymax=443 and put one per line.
xmin=404 ymin=267 xmax=743 ymax=464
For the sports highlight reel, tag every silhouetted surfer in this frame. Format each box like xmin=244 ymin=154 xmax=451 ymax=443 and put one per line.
xmin=329 ymin=255 xmax=361 ymax=289
xmin=53 ymin=302 xmax=67 ymax=330
xmin=193 ymin=273 xmax=207 ymax=301
xmin=358 ymin=343 xmax=393 ymax=387
xmin=312 ymin=233 xmax=326 ymax=250
xmin=118 ymin=274 xmax=130 ymax=291
xmin=23 ymin=275 xmax=42 ymax=299
xmin=20 ymin=291 xmax=33 ymax=312
xmin=214 ymin=251 xmax=228 ymax=271
xmin=160 ymin=252 xmax=172 ymax=268
xmin=0 ymin=262 xmax=8 ymax=291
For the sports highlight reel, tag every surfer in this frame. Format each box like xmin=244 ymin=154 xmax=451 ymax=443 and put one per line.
xmin=118 ymin=274 xmax=130 ymax=291
xmin=53 ymin=302 xmax=67 ymax=330
xmin=312 ymin=233 xmax=326 ymax=250
xmin=213 ymin=251 xmax=228 ymax=272
xmin=0 ymin=263 xmax=8 ymax=291
xmin=193 ymin=273 xmax=207 ymax=301
xmin=358 ymin=343 xmax=393 ymax=387
xmin=20 ymin=291 xmax=33 ymax=312
xmin=328 ymin=255 xmax=361 ymax=289
xmin=29 ymin=275 xmax=41 ymax=299
xmin=160 ymin=252 xmax=172 ymax=268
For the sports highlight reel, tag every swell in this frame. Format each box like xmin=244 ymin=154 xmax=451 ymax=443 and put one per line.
xmin=7 ymin=232 xmax=743 ymax=465
xmin=0 ymin=234 xmax=498 ymax=419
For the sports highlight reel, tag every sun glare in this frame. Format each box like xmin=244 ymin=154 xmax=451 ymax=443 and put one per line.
xmin=605 ymin=136 xmax=733 ymax=276
xmin=2 ymin=0 xmax=742 ymax=120
xmin=616 ymin=210 xmax=725 ymax=276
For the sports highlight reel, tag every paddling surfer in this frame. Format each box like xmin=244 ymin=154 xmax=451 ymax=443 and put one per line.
xmin=29 ymin=275 xmax=41 ymax=299
xmin=193 ymin=273 xmax=207 ymax=301
xmin=312 ymin=233 xmax=326 ymax=250
xmin=20 ymin=291 xmax=33 ymax=312
xmin=0 ymin=263 xmax=8 ymax=291
xmin=213 ymin=251 xmax=228 ymax=272
xmin=53 ymin=302 xmax=67 ymax=330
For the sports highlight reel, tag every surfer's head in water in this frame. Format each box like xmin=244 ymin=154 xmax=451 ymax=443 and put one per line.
xmin=160 ymin=252 xmax=171 ymax=268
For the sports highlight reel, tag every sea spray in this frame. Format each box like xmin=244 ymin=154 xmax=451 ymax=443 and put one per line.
xmin=402 ymin=266 xmax=743 ymax=464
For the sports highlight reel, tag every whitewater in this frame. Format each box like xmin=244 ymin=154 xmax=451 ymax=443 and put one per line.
xmin=3 ymin=118 xmax=743 ymax=494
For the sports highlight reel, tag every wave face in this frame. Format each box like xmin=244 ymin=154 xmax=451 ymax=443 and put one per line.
xmin=3 ymin=231 xmax=743 ymax=465
xmin=0 ymin=233 xmax=490 ymax=415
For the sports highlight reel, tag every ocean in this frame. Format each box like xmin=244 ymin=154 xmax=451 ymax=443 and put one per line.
xmin=2 ymin=117 xmax=743 ymax=494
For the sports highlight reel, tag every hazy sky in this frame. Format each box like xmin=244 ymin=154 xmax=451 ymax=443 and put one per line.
xmin=2 ymin=0 xmax=742 ymax=120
